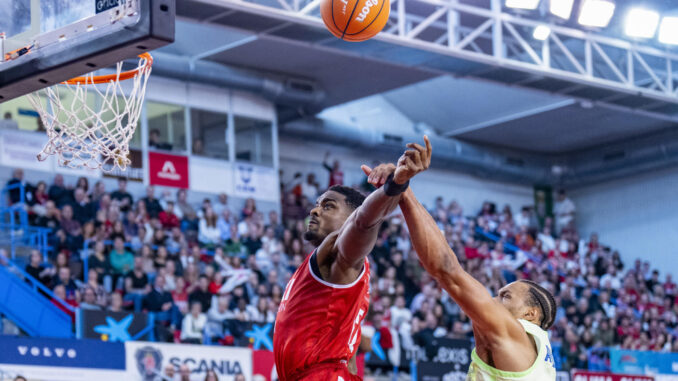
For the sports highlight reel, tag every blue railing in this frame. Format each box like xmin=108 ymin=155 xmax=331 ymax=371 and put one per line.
xmin=0 ymin=260 xmax=75 ymax=338
xmin=6 ymin=259 xmax=75 ymax=315
xmin=0 ymin=182 xmax=52 ymax=261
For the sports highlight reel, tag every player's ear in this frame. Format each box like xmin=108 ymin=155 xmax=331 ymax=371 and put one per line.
xmin=523 ymin=305 xmax=539 ymax=323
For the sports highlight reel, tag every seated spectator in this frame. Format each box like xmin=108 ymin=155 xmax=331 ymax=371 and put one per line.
xmin=109 ymin=236 xmax=134 ymax=283
xmin=301 ymin=173 xmax=320 ymax=202
xmin=110 ymin=178 xmax=133 ymax=212
xmin=51 ymin=284 xmax=78 ymax=322
xmin=213 ymin=193 xmax=229 ymax=217
xmin=189 ymin=275 xmax=212 ymax=312
xmin=149 ymin=129 xmax=172 ymax=150
xmin=6 ymin=168 xmax=34 ymax=205
xmin=124 ymin=257 xmax=150 ymax=312
xmin=180 ymin=301 xmax=207 ymax=344
xmin=176 ymin=189 xmax=198 ymax=230
xmin=53 ymin=267 xmax=78 ymax=300
xmin=29 ymin=181 xmax=49 ymax=216
xmin=241 ymin=198 xmax=256 ymax=220
xmin=48 ymin=174 xmax=73 ymax=208
xmin=80 ymin=286 xmax=101 ymax=310
xmin=71 ymin=188 xmax=94 ymax=225
xmin=143 ymin=275 xmax=177 ymax=324
xmin=25 ymin=250 xmax=54 ymax=287
xmin=159 ymin=201 xmax=180 ymax=230
xmin=141 ymin=186 xmax=163 ymax=218
xmin=60 ymin=204 xmax=82 ymax=238
xmin=172 ymin=277 xmax=189 ymax=315
xmin=0 ymin=112 xmax=18 ymax=129
xmin=198 ymin=207 xmax=220 ymax=246
xmin=192 ymin=138 xmax=204 ymax=155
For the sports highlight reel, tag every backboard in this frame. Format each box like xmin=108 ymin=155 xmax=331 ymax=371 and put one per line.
xmin=0 ymin=0 xmax=175 ymax=102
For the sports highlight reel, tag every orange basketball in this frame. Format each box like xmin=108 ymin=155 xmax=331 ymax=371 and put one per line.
xmin=320 ymin=0 xmax=390 ymax=42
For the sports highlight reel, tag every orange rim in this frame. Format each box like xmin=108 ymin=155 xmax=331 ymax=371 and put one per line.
xmin=63 ymin=53 xmax=153 ymax=85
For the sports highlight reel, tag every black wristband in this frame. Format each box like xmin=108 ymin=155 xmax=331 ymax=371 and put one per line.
xmin=383 ymin=173 xmax=409 ymax=196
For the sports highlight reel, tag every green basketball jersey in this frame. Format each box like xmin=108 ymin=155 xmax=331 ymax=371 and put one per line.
xmin=466 ymin=319 xmax=556 ymax=381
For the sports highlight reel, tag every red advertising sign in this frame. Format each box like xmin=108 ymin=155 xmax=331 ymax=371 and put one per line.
xmin=572 ymin=370 xmax=654 ymax=381
xmin=148 ymin=151 xmax=189 ymax=188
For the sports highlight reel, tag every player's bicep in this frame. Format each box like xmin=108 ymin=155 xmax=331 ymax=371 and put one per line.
xmin=334 ymin=210 xmax=380 ymax=269
xmin=440 ymin=270 xmax=519 ymax=340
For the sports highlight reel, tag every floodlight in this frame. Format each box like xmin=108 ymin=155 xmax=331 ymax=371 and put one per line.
xmin=578 ymin=0 xmax=616 ymax=28
xmin=550 ymin=0 xmax=575 ymax=20
xmin=505 ymin=0 xmax=541 ymax=10
xmin=658 ymin=17 xmax=678 ymax=45
xmin=533 ymin=25 xmax=552 ymax=40
xmin=624 ymin=8 xmax=660 ymax=38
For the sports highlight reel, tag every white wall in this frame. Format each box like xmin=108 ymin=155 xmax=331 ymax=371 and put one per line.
xmin=571 ymin=166 xmax=678 ymax=277
xmin=279 ymin=136 xmax=534 ymax=214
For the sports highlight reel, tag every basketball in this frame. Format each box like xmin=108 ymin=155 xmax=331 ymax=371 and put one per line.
xmin=320 ymin=0 xmax=390 ymax=42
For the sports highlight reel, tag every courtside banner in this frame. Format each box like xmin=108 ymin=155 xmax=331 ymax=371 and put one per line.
xmin=0 ymin=336 xmax=128 ymax=381
xmin=125 ymin=341 xmax=252 ymax=381
xmin=571 ymin=370 xmax=654 ymax=381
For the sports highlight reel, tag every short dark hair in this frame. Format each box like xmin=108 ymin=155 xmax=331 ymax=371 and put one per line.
xmin=519 ymin=279 xmax=557 ymax=330
xmin=328 ymin=185 xmax=366 ymax=210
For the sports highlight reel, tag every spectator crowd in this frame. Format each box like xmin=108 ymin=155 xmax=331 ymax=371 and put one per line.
xmin=4 ymin=159 xmax=678 ymax=374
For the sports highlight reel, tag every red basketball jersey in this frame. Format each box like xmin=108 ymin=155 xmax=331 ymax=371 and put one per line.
xmin=273 ymin=250 xmax=370 ymax=380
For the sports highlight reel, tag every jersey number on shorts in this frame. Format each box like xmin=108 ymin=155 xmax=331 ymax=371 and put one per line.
xmin=348 ymin=308 xmax=365 ymax=352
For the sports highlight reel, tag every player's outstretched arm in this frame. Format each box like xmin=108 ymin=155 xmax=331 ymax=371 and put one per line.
xmin=334 ymin=137 xmax=432 ymax=270
xmin=398 ymin=188 xmax=524 ymax=342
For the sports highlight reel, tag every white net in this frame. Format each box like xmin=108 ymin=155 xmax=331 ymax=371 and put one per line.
xmin=27 ymin=54 xmax=151 ymax=171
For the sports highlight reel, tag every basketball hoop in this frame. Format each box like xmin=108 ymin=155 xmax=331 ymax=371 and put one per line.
xmin=27 ymin=53 xmax=153 ymax=171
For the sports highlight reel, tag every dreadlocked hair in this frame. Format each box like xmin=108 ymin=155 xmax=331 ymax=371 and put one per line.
xmin=519 ymin=279 xmax=557 ymax=330
xmin=328 ymin=185 xmax=366 ymax=210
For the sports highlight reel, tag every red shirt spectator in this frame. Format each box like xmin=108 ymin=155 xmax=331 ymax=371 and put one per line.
xmin=159 ymin=202 xmax=180 ymax=229
xmin=323 ymin=153 xmax=344 ymax=187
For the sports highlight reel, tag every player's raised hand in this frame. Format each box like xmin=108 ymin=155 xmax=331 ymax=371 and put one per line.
xmin=394 ymin=135 xmax=432 ymax=184
xmin=361 ymin=163 xmax=396 ymax=188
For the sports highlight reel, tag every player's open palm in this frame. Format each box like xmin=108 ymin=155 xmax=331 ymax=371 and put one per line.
xmin=394 ymin=135 xmax=432 ymax=184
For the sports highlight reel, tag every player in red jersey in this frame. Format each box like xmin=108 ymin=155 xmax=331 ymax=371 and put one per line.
xmin=273 ymin=137 xmax=432 ymax=381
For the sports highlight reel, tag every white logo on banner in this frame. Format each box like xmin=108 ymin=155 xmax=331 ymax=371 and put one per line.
xmin=17 ymin=345 xmax=76 ymax=359
xmin=158 ymin=161 xmax=180 ymax=181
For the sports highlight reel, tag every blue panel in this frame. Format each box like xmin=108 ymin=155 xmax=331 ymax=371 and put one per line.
xmin=0 ymin=266 xmax=72 ymax=338
xmin=0 ymin=336 xmax=126 ymax=370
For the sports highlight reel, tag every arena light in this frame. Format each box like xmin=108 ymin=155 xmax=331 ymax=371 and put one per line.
xmin=578 ymin=0 xmax=616 ymax=28
xmin=550 ymin=0 xmax=575 ymax=20
xmin=624 ymin=8 xmax=660 ymax=38
xmin=505 ymin=0 xmax=541 ymax=10
xmin=533 ymin=25 xmax=551 ymax=40
xmin=658 ymin=17 xmax=678 ymax=45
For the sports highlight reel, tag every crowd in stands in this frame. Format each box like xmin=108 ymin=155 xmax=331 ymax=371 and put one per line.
xmin=4 ymin=155 xmax=678 ymax=374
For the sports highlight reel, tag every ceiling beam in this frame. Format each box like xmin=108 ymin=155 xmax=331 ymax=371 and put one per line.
xmin=443 ymin=99 xmax=577 ymax=137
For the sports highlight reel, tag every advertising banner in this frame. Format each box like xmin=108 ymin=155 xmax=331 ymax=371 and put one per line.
xmin=233 ymin=163 xmax=278 ymax=202
xmin=415 ymin=338 xmax=473 ymax=381
xmin=610 ymin=349 xmax=678 ymax=375
xmin=125 ymin=341 xmax=252 ymax=381
xmin=82 ymin=309 xmax=151 ymax=342
xmin=149 ymin=151 xmax=189 ymax=188
xmin=0 ymin=130 xmax=53 ymax=171
xmin=571 ymin=370 xmax=654 ymax=381
xmin=0 ymin=336 xmax=128 ymax=381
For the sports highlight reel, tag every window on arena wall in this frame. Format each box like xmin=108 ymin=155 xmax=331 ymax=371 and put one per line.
xmin=234 ymin=116 xmax=273 ymax=167
xmin=146 ymin=101 xmax=186 ymax=152
xmin=190 ymin=108 xmax=229 ymax=160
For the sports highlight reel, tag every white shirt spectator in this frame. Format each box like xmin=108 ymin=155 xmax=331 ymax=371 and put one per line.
xmin=554 ymin=194 xmax=576 ymax=230
xmin=600 ymin=272 xmax=622 ymax=290
xmin=198 ymin=218 xmax=221 ymax=245
xmin=180 ymin=312 xmax=207 ymax=342
xmin=301 ymin=181 xmax=319 ymax=202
